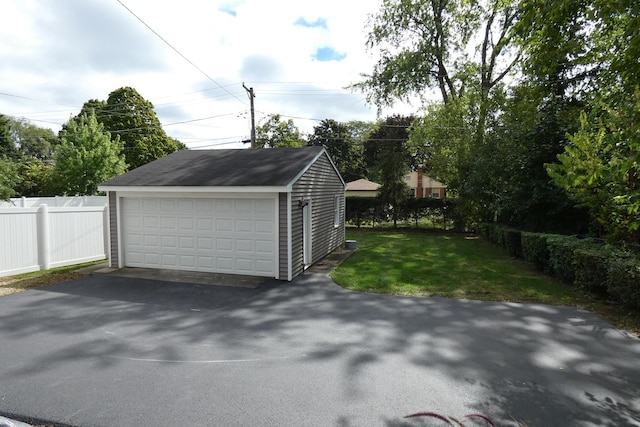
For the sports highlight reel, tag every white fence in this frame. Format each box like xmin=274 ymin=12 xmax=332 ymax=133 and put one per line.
xmin=0 ymin=204 xmax=108 ymax=278
xmin=0 ymin=196 xmax=107 ymax=208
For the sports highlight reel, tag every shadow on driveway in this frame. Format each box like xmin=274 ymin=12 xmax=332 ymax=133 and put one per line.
xmin=0 ymin=274 xmax=639 ymax=426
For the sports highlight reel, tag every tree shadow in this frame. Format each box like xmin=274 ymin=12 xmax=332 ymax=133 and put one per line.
xmin=0 ymin=273 xmax=638 ymax=426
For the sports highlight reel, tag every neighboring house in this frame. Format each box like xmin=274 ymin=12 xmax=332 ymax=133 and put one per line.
xmin=404 ymin=167 xmax=447 ymax=199
xmin=98 ymin=146 xmax=345 ymax=281
xmin=345 ymin=179 xmax=381 ymax=198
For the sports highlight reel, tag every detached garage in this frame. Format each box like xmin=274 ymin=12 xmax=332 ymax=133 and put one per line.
xmin=98 ymin=146 xmax=345 ymax=281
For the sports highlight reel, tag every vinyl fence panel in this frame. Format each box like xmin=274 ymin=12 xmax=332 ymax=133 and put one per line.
xmin=0 ymin=196 xmax=107 ymax=208
xmin=0 ymin=205 xmax=108 ymax=277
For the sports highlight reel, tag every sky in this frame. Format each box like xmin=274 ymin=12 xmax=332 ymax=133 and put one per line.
xmin=0 ymin=0 xmax=417 ymax=149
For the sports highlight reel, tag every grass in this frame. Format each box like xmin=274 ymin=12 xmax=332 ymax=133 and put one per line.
xmin=332 ymin=230 xmax=640 ymax=334
xmin=0 ymin=260 xmax=106 ymax=297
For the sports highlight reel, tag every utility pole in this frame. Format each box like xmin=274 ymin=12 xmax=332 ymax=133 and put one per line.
xmin=242 ymin=83 xmax=256 ymax=148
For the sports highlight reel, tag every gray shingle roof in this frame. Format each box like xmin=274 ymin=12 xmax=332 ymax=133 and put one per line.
xmin=100 ymin=146 xmax=325 ymax=187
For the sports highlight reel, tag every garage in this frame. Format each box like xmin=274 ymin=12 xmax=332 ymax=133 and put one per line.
xmin=121 ymin=196 xmax=276 ymax=277
xmin=99 ymin=146 xmax=346 ymax=281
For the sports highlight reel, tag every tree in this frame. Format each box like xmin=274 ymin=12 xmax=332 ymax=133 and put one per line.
xmin=99 ymin=87 xmax=178 ymax=169
xmin=15 ymin=159 xmax=54 ymax=197
xmin=0 ymin=156 xmax=20 ymax=201
xmin=355 ymin=0 xmax=519 ymax=146
xmin=366 ymin=116 xmax=415 ymax=227
xmin=0 ymin=114 xmax=17 ymax=160
xmin=307 ymin=119 xmax=364 ymax=181
xmin=10 ymin=118 xmax=59 ymax=160
xmin=547 ymin=105 xmax=640 ymax=242
xmin=256 ymin=114 xmax=305 ymax=148
xmin=51 ymin=112 xmax=127 ymax=196
xmin=518 ymin=0 xmax=640 ymax=241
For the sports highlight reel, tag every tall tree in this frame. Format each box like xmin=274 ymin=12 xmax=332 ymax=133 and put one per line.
xmin=307 ymin=119 xmax=364 ymax=181
xmin=366 ymin=116 xmax=414 ymax=227
xmin=0 ymin=114 xmax=17 ymax=159
xmin=356 ymin=0 xmax=519 ymax=145
xmin=99 ymin=87 xmax=178 ymax=169
xmin=519 ymin=0 xmax=640 ymax=240
xmin=10 ymin=118 xmax=59 ymax=160
xmin=256 ymin=114 xmax=305 ymax=148
xmin=51 ymin=112 xmax=126 ymax=196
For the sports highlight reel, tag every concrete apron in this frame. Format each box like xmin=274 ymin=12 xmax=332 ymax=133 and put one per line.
xmin=78 ymin=264 xmax=266 ymax=288
xmin=77 ymin=245 xmax=356 ymax=288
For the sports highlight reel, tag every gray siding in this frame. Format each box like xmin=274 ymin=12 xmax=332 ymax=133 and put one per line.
xmin=290 ymin=152 xmax=345 ymax=278
xmin=108 ymin=191 xmax=119 ymax=268
xmin=278 ymin=192 xmax=288 ymax=280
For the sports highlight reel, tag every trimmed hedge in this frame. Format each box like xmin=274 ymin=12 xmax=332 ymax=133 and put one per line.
xmin=503 ymin=228 xmax=523 ymax=258
xmin=521 ymin=232 xmax=551 ymax=272
xmin=546 ymin=235 xmax=594 ymax=285
xmin=574 ymin=247 xmax=613 ymax=297
xmin=607 ymin=256 xmax=640 ymax=309
xmin=479 ymin=223 xmax=640 ymax=310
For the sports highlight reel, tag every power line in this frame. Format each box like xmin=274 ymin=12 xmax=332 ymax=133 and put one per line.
xmin=115 ymin=0 xmax=247 ymax=107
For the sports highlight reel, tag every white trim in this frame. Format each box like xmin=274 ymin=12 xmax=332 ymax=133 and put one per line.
xmin=110 ymin=191 xmax=278 ymax=199
xmin=273 ymin=195 xmax=280 ymax=280
xmin=303 ymin=199 xmax=312 ymax=268
xmin=116 ymin=195 xmax=123 ymax=268
xmin=98 ymin=185 xmax=287 ymax=194
xmin=287 ymin=192 xmax=292 ymax=281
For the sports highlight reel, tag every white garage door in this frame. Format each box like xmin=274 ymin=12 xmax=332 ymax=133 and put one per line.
xmin=121 ymin=197 xmax=276 ymax=277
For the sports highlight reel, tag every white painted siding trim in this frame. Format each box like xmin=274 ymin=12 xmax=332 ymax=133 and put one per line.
xmin=116 ymin=196 xmax=124 ymax=268
xmin=274 ymin=194 xmax=280 ymax=280
xmin=286 ymin=192 xmax=293 ymax=281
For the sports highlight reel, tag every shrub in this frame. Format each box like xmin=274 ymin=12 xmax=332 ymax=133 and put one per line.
xmin=574 ymin=247 xmax=614 ymax=297
xmin=503 ymin=228 xmax=523 ymax=258
xmin=478 ymin=223 xmax=490 ymax=239
xmin=607 ymin=256 xmax=640 ymax=310
xmin=521 ymin=232 xmax=551 ymax=272
xmin=546 ymin=235 xmax=593 ymax=285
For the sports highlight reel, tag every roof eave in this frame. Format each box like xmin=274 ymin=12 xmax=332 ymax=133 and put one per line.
xmin=98 ymin=185 xmax=289 ymax=193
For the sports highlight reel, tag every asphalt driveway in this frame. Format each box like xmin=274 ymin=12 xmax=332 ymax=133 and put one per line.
xmin=0 ymin=274 xmax=639 ymax=426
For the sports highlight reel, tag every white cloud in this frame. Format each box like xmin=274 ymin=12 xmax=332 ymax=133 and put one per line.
xmin=0 ymin=0 xmax=417 ymax=150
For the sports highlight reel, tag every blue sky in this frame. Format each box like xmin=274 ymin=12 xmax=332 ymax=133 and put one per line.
xmin=0 ymin=0 xmax=416 ymax=149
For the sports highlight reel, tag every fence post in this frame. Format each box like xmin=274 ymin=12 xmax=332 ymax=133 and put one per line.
xmin=21 ymin=196 xmax=26 ymax=207
xmin=103 ymin=206 xmax=109 ymax=259
xmin=37 ymin=204 xmax=50 ymax=271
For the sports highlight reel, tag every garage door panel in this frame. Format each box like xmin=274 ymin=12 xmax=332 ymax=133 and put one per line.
xmin=144 ymin=253 xmax=161 ymax=265
xmin=122 ymin=197 xmax=275 ymax=277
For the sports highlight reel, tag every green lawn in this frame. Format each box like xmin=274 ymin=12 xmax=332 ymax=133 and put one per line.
xmin=332 ymin=230 xmax=587 ymax=305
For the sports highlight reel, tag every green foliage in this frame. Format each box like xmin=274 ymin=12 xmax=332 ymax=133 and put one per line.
xmin=99 ymin=87 xmax=178 ymax=169
xmin=521 ymin=232 xmax=552 ymax=272
xmin=365 ymin=116 xmax=415 ymax=227
xmin=607 ymin=256 xmax=640 ymax=310
xmin=546 ymin=235 xmax=592 ymax=285
xmin=256 ymin=114 xmax=305 ymax=148
xmin=0 ymin=114 xmax=18 ymax=159
xmin=15 ymin=159 xmax=54 ymax=197
xmin=0 ymin=156 xmax=20 ymax=201
xmin=51 ymin=112 xmax=126 ymax=195
xmin=345 ymin=197 xmax=384 ymax=227
xmin=308 ymin=119 xmax=365 ymax=181
xmin=503 ymin=228 xmax=523 ymax=259
xmin=547 ymin=103 xmax=640 ymax=241
xmin=573 ymin=246 xmax=614 ymax=297
xmin=12 ymin=119 xmax=59 ymax=160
